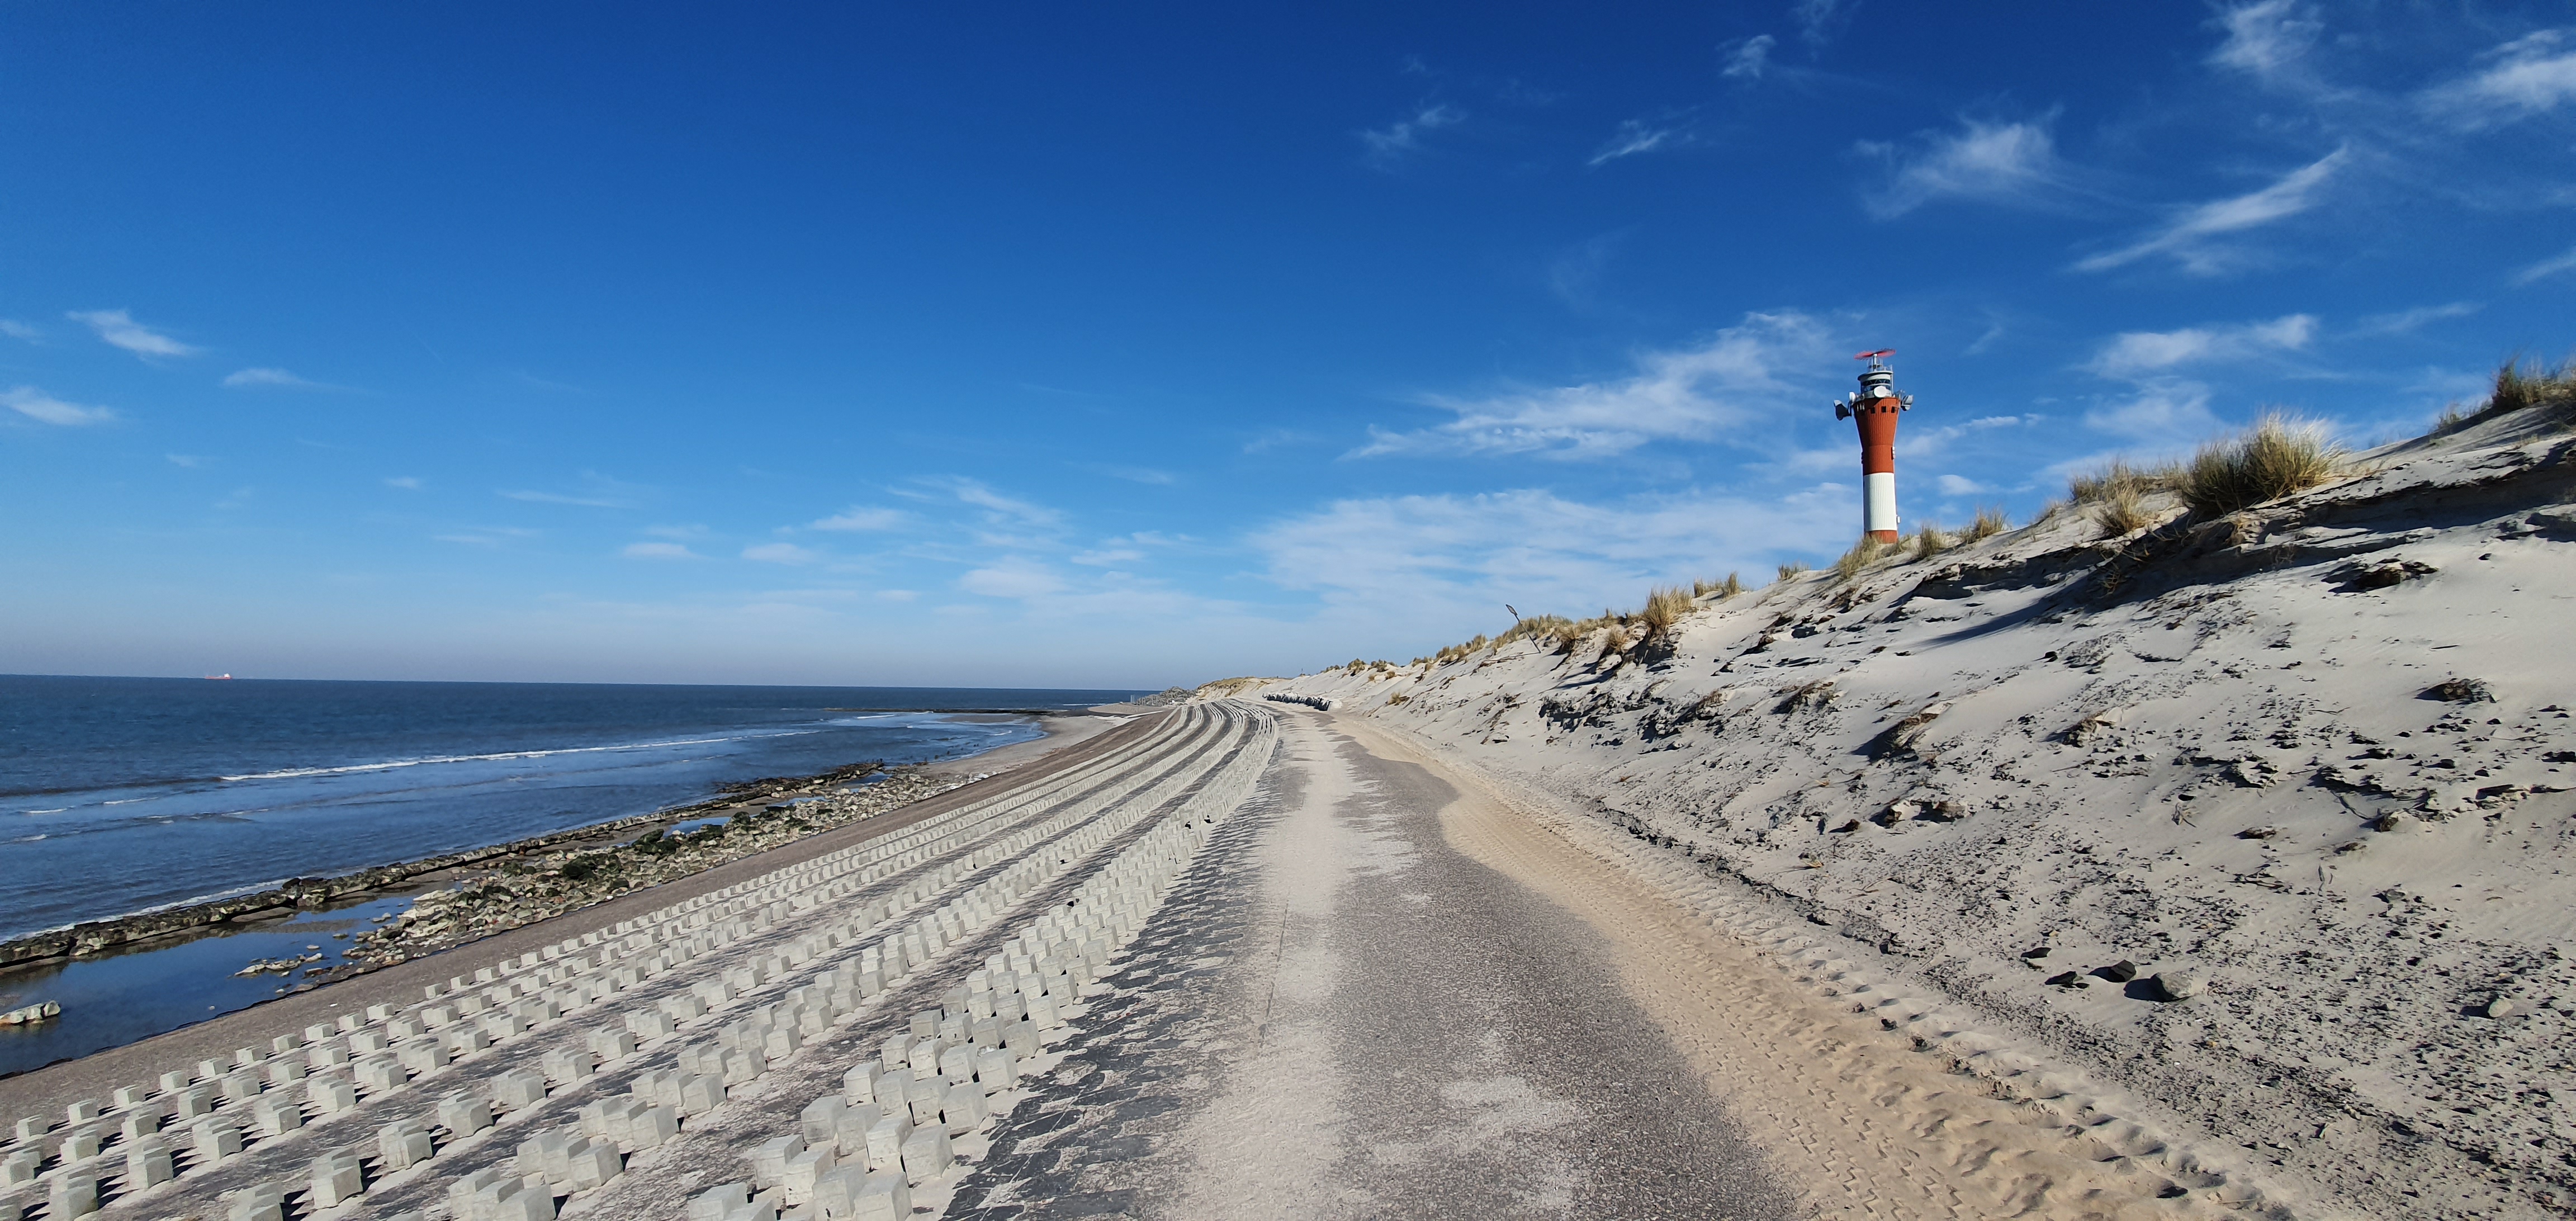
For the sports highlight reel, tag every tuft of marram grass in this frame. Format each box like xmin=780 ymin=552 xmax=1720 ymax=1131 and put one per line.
xmin=1637 ymin=586 xmax=1693 ymax=639
xmin=1962 ymin=506 xmax=2010 ymax=542
xmin=1832 ymin=536 xmax=1888 ymax=581
xmin=1910 ymin=523 xmax=1949 ymax=561
xmin=1775 ymin=561 xmax=1810 ymax=583
xmin=2090 ymin=485 xmax=2156 ymax=537
xmin=2069 ymin=458 xmax=2181 ymax=505
xmin=2178 ymin=413 xmax=2344 ymax=518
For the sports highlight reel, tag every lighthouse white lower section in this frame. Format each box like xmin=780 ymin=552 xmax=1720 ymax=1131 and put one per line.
xmin=1863 ymin=471 xmax=1899 ymax=540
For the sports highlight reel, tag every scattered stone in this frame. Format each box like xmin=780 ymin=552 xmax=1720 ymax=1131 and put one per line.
xmin=2092 ymin=960 xmax=2139 ymax=984
xmin=2236 ymin=825 xmax=2281 ymax=840
xmin=2338 ymin=560 xmax=2437 ymax=591
xmin=0 ymin=1000 xmax=60 ymax=1025
xmin=2373 ymin=812 xmax=2409 ymax=832
xmin=2422 ymin=678 xmax=2496 ymax=703
xmin=2151 ymin=970 xmax=2206 ymax=1001
xmin=2044 ymin=971 xmax=2087 ymax=989
xmin=2484 ymin=997 xmax=2520 ymax=1019
xmin=2020 ymin=945 xmax=2050 ymax=960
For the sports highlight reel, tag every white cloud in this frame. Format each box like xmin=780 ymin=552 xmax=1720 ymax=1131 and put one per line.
xmin=1088 ymin=465 xmax=1177 ymax=485
xmin=167 ymin=453 xmax=210 ymax=468
xmin=2513 ymin=244 xmax=2576 ymax=285
xmin=2425 ymin=30 xmax=2576 ymax=127
xmin=2074 ymin=146 xmax=2348 ymax=275
xmin=2087 ymin=314 xmax=2317 ymax=378
xmin=501 ymin=489 xmax=634 ymax=509
xmin=1360 ymin=103 xmax=1464 ymax=167
xmin=1860 ymin=117 xmax=2068 ymax=219
xmin=742 ymin=542 xmax=818 ymax=564
xmin=1252 ymin=485 xmax=1852 ymax=622
xmin=2355 ymin=301 xmax=2481 ymax=333
xmin=1589 ymin=118 xmax=1690 ymax=166
xmin=2083 ymin=382 xmax=2222 ymax=444
xmin=959 ymin=559 xmax=1068 ymax=598
xmin=1935 ymin=474 xmax=1986 ymax=496
xmin=1071 ymin=547 xmax=1145 ymax=566
xmin=67 ymin=309 xmax=199 ymax=358
xmin=1792 ymin=0 xmax=1847 ymax=47
xmin=2 ymin=385 xmax=118 ymax=426
xmin=1721 ymin=35 xmax=1775 ymax=80
xmin=642 ymin=523 xmax=707 ymax=539
xmin=1352 ymin=311 xmax=1832 ymax=460
xmin=811 ymin=507 xmax=908 ymax=532
xmin=623 ymin=542 xmax=701 ymax=560
xmin=924 ymin=477 xmax=1063 ymax=530
xmin=384 ymin=476 xmax=424 ymax=490
xmin=223 ymin=367 xmax=337 ymax=390
xmin=0 ymin=320 xmax=40 ymax=342
xmin=2208 ymin=1 xmax=2321 ymax=82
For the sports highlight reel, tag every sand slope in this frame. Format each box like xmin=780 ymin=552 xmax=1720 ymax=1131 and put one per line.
xmin=1247 ymin=405 xmax=2576 ymax=1219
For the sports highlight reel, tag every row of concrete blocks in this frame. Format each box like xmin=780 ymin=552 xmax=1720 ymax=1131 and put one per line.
xmin=16 ymin=709 xmax=1227 ymax=1217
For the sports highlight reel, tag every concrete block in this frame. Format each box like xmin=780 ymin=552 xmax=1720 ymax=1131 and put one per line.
xmin=357 ymin=1056 xmax=406 ymax=1094
xmin=783 ymin=1148 xmax=835 ymax=1205
xmin=448 ymin=1166 xmax=510 ymax=1213
xmin=485 ymin=1012 xmax=531 ymax=1039
xmin=397 ymin=1039 xmax=451 ymax=1077
xmin=692 ymin=981 xmax=735 ymax=1007
xmin=850 ymin=1171 xmax=912 ymax=1221
xmin=124 ymin=1137 xmax=176 ymax=1188
xmin=64 ymin=1099 xmax=102 ymax=1124
xmin=763 ymin=1025 xmax=802 ymax=1061
xmin=541 ymin=1048 xmax=595 ymax=1086
xmin=310 ymin=1150 xmax=366 ymax=1208
xmin=861 ymin=1114 xmax=910 ymax=1173
xmin=309 ymin=1074 xmax=359 ymax=1115
xmin=830 ymin=1104 xmax=884 ymax=1160
xmin=377 ymin=1120 xmax=434 ymax=1171
xmin=747 ymin=1134 xmax=804 ymax=1187
xmin=631 ymin=1069 xmax=681 ymax=1109
xmin=421 ymin=1004 xmax=458 ymax=1028
xmin=307 ymin=1042 xmax=352 ymax=1069
xmin=48 ymin=1173 xmax=99 ymax=1218
xmin=485 ymin=1175 xmax=557 ymax=1221
xmin=119 ymin=1108 xmax=164 ymax=1143
xmin=191 ymin=1118 xmax=245 ymax=1164
xmin=224 ymin=1182 xmax=285 ymax=1221
xmin=587 ymin=1028 xmax=638 ymax=1061
xmin=939 ymin=1084 xmax=986 ymax=1134
xmin=158 ymin=1069 xmax=193 ymax=1094
xmin=493 ymin=1068 xmax=550 ymax=1111
xmin=897 ymin=1126 xmax=950 ymax=1180
xmin=386 ymin=1018 xmax=424 ymax=1040
xmin=266 ymin=1059 xmax=307 ymax=1086
xmin=250 ymin=1095 xmax=304 ymax=1137
xmin=840 ymin=1063 xmax=882 ymax=1105
xmin=975 ymin=1048 xmax=1017 ymax=1088
xmin=904 ymin=1038 xmax=945 ymax=1077
xmin=1 ymin=1148 xmax=42 ymax=1185
xmin=195 ymin=1058 xmax=231 ymax=1082
xmin=688 ymin=1182 xmax=749 ymax=1220
xmin=517 ymin=1129 xmax=572 ymax=1185
xmin=110 ymin=1084 xmax=152 ymax=1109
xmin=305 ymin=1023 xmax=338 ymax=1043
xmin=447 ymin=1024 xmax=495 ymax=1054
xmin=720 ymin=1047 xmax=766 ymax=1086
xmin=564 ymin=1136 xmax=621 ymax=1190
xmin=679 ymin=1074 xmax=727 ymax=1116
xmin=269 ymin=1034 xmax=302 ymax=1056
xmin=626 ymin=1009 xmax=678 ymax=1040
xmin=436 ymin=1092 xmax=494 ymax=1137
xmin=59 ymin=1126 xmax=103 ymax=1161
xmin=937 ymin=1045 xmax=977 ymax=1082
xmin=351 ymin=1030 xmax=391 ymax=1054
xmin=220 ymin=1071 xmax=266 ymax=1102
xmin=627 ymin=1105 xmax=679 ymax=1150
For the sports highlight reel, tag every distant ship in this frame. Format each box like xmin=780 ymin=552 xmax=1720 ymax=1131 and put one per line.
xmin=204 ymin=674 xmax=233 ymax=680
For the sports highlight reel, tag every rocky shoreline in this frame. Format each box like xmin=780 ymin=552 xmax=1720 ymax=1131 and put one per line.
xmin=0 ymin=756 xmax=962 ymax=981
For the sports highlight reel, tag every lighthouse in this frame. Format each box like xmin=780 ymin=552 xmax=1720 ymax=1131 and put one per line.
xmin=1832 ymin=349 xmax=1911 ymax=543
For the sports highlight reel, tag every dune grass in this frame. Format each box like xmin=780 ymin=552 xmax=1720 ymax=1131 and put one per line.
xmin=2068 ymin=458 xmax=2181 ymax=505
xmin=1962 ymin=506 xmax=2010 ymax=542
xmin=1636 ymin=586 xmax=1693 ymax=640
xmin=1776 ymin=561 xmax=1810 ymax=582
xmin=2090 ymin=485 xmax=2156 ymax=537
xmin=1910 ymin=523 xmax=1949 ymax=561
xmin=2435 ymin=357 xmax=2576 ymax=434
xmin=1832 ymin=536 xmax=1890 ymax=581
xmin=1693 ymin=572 xmax=1745 ymax=599
xmin=2177 ymin=413 xmax=2344 ymax=518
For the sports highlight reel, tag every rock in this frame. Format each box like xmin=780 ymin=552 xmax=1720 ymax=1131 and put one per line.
xmin=2373 ymin=812 xmax=2409 ymax=832
xmin=0 ymin=1000 xmax=60 ymax=1025
xmin=2092 ymin=960 xmax=2139 ymax=984
xmin=2151 ymin=970 xmax=2206 ymax=1001
xmin=2044 ymin=971 xmax=2087 ymax=989
xmin=2422 ymin=678 xmax=2495 ymax=703
xmin=2236 ymin=825 xmax=2281 ymax=840
xmin=2020 ymin=945 xmax=2050 ymax=960
xmin=2484 ymin=997 xmax=2520 ymax=1019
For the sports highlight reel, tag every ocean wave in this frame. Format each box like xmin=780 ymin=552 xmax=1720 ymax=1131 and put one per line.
xmin=216 ymin=730 xmax=817 ymax=783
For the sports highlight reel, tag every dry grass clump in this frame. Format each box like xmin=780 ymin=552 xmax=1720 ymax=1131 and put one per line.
xmin=1910 ymin=523 xmax=1949 ymax=561
xmin=2068 ymin=458 xmax=2181 ymax=504
xmin=1962 ymin=506 xmax=2010 ymax=542
xmin=1636 ymin=586 xmax=1693 ymax=640
xmin=1692 ymin=572 xmax=1745 ymax=599
xmin=1832 ymin=536 xmax=1889 ymax=581
xmin=2177 ymin=413 xmax=2344 ymax=518
xmin=2090 ymin=485 xmax=2156 ymax=538
xmin=1775 ymin=561 xmax=1810 ymax=582
xmin=2435 ymin=357 xmax=2576 ymax=433
xmin=1495 ymin=614 xmax=1574 ymax=649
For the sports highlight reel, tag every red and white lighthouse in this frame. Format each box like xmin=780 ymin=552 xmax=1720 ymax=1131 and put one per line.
xmin=1833 ymin=349 xmax=1911 ymax=543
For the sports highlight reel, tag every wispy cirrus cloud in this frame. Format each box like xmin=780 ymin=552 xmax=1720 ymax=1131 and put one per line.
xmin=958 ymin=557 xmax=1068 ymax=599
xmin=1360 ymin=103 xmax=1464 ymax=168
xmin=2423 ymin=30 xmax=2576 ymax=127
xmin=2515 ymin=244 xmax=2576 ymax=285
xmin=1720 ymin=34 xmax=1775 ymax=80
xmin=67 ymin=309 xmax=199 ymax=358
xmin=1792 ymin=0 xmax=1849 ymax=48
xmin=622 ymin=542 xmax=701 ymax=560
xmin=2087 ymin=314 xmax=2318 ymax=378
xmin=1351 ymin=310 xmax=1833 ymax=460
xmin=0 ymin=320 xmax=42 ymax=343
xmin=3 ymin=386 xmax=119 ymax=426
xmin=742 ymin=542 xmax=818 ymax=564
xmin=500 ymin=489 xmax=633 ymax=509
xmin=224 ymin=367 xmax=347 ymax=391
xmin=1858 ymin=115 xmax=2072 ymax=219
xmin=811 ymin=507 xmax=908 ymax=532
xmin=2074 ymin=146 xmax=2348 ymax=275
xmin=1588 ymin=115 xmax=1693 ymax=166
xmin=384 ymin=476 xmax=424 ymax=490
xmin=2208 ymin=0 xmax=2322 ymax=84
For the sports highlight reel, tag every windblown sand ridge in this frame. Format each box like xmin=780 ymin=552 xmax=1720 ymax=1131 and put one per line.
xmin=1248 ymin=401 xmax=2576 ymax=1218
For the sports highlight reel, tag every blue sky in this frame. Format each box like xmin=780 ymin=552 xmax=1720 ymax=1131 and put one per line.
xmin=3 ymin=2 xmax=2572 ymax=688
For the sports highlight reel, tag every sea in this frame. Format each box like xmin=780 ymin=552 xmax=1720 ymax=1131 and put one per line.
xmin=0 ymin=674 xmax=1143 ymax=1076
